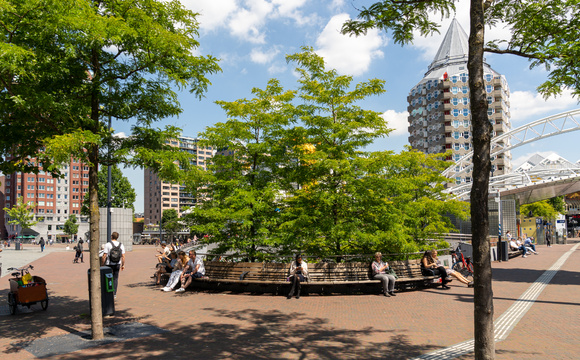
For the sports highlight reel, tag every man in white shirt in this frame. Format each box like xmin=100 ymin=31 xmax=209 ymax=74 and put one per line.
xmin=101 ymin=231 xmax=126 ymax=298
xmin=175 ymin=250 xmax=205 ymax=293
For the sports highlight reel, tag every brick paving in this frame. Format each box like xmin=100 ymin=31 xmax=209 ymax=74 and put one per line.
xmin=0 ymin=241 xmax=578 ymax=359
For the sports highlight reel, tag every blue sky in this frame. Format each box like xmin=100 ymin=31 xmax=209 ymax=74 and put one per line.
xmin=115 ymin=0 xmax=580 ymax=213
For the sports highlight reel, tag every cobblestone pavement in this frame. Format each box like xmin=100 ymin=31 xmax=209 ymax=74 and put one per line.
xmin=0 ymin=240 xmax=578 ymax=359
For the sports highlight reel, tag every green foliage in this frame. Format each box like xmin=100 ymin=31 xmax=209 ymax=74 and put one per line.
xmin=521 ymin=199 xmax=562 ymax=219
xmin=63 ymin=214 xmax=79 ymax=237
xmin=81 ymin=165 xmax=137 ymax=215
xmin=161 ymin=208 xmax=181 ymax=239
xmin=184 ymin=79 xmax=296 ymax=261
xmin=547 ymin=196 xmax=566 ymax=214
xmin=3 ymin=197 xmax=38 ymax=230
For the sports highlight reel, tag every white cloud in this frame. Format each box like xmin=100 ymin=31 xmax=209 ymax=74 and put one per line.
xmin=229 ymin=0 xmax=273 ymax=44
xmin=181 ymin=0 xmax=238 ymax=31
xmin=510 ymin=89 xmax=578 ymax=123
xmin=315 ymin=14 xmax=386 ymax=76
xmin=268 ymin=63 xmax=287 ymax=74
xmin=250 ymin=47 xmax=280 ymax=64
xmin=380 ymin=110 xmax=409 ymax=136
xmin=113 ymin=132 xmax=127 ymax=139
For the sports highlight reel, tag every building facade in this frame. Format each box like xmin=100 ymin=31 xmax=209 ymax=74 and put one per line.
xmin=407 ymin=19 xmax=512 ymax=184
xmin=144 ymin=136 xmax=215 ymax=225
xmin=1 ymin=157 xmax=90 ymax=241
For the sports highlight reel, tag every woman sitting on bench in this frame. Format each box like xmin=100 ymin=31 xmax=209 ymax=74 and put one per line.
xmin=431 ymin=249 xmax=473 ymax=287
xmin=421 ymin=250 xmax=450 ymax=289
xmin=287 ymin=254 xmax=308 ymax=299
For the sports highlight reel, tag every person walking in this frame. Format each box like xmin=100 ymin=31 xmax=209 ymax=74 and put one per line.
xmin=545 ymin=230 xmax=552 ymax=247
xmin=101 ymin=232 xmax=126 ymax=299
xmin=73 ymin=239 xmax=84 ymax=263
xmin=39 ymin=237 xmax=45 ymax=252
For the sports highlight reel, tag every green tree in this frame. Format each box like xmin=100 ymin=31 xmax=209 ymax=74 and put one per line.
xmin=161 ymin=208 xmax=180 ymax=242
xmin=81 ymin=165 xmax=136 ymax=215
xmin=521 ymin=199 xmax=562 ymax=220
xmin=279 ymin=48 xmax=393 ymax=257
xmin=1 ymin=0 xmax=219 ymax=340
xmin=547 ymin=196 xmax=566 ymax=214
xmin=342 ymin=1 xmax=580 ymax=358
xmin=63 ymin=214 xmax=79 ymax=240
xmin=184 ymin=79 xmax=296 ymax=261
xmin=3 ymin=197 xmax=38 ymax=234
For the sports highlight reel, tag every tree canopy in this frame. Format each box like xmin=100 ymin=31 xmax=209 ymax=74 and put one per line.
xmin=1 ymin=0 xmax=220 ymax=340
xmin=3 ymin=197 xmax=38 ymax=232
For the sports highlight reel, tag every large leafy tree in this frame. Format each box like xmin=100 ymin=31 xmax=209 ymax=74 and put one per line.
xmin=278 ymin=48 xmax=393 ymax=257
xmin=184 ymin=79 xmax=296 ymax=261
xmin=0 ymin=0 xmax=219 ymax=340
xmin=81 ymin=164 xmax=136 ymax=215
xmin=342 ymin=1 xmax=580 ymax=358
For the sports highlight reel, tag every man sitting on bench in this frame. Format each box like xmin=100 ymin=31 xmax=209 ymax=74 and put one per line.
xmin=175 ymin=250 xmax=205 ymax=293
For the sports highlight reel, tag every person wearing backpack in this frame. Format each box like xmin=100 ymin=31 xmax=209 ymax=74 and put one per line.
xmin=101 ymin=231 xmax=126 ymax=299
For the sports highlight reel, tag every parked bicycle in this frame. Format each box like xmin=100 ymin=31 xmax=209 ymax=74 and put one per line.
xmin=451 ymin=247 xmax=474 ymax=281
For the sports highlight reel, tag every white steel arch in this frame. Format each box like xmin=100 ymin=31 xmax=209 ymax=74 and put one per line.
xmin=442 ymin=108 xmax=580 ymax=179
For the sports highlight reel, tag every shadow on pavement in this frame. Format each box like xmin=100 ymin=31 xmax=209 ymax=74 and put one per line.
xmin=2 ymin=305 xmax=445 ymax=360
xmin=492 ymin=268 xmax=580 ymax=286
xmin=0 ymin=292 xmax=149 ymax=357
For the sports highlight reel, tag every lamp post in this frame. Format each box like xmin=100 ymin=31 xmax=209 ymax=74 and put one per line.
xmin=106 ymin=84 xmax=112 ymax=243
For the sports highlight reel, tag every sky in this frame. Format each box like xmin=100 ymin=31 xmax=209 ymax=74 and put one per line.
xmin=115 ymin=0 xmax=580 ymax=213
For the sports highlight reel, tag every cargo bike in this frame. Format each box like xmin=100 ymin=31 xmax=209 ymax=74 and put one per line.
xmin=7 ymin=265 xmax=49 ymax=315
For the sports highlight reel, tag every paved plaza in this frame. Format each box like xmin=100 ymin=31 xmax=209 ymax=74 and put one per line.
xmin=0 ymin=240 xmax=579 ymax=359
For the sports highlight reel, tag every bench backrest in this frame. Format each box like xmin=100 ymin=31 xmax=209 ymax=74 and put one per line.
xmin=202 ymin=259 xmax=428 ymax=282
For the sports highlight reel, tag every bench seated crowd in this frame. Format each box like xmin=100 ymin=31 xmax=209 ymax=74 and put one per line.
xmin=152 ymin=246 xmax=454 ymax=296
xmin=507 ymin=233 xmax=540 ymax=259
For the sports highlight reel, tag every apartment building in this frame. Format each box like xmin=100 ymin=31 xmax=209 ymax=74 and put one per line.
xmin=144 ymin=136 xmax=215 ymax=225
xmin=1 ymin=157 xmax=90 ymax=241
xmin=407 ymin=19 xmax=512 ymax=184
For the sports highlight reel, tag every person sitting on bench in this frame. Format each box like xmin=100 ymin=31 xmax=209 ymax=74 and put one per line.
xmin=287 ymin=254 xmax=308 ymax=299
xmin=432 ymin=249 xmax=473 ymax=287
xmin=421 ymin=250 xmax=450 ymax=289
xmin=175 ymin=250 xmax=205 ymax=293
xmin=372 ymin=252 xmax=397 ymax=297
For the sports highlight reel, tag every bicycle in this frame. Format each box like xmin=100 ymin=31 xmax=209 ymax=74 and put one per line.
xmin=451 ymin=247 xmax=474 ymax=281
xmin=7 ymin=265 xmax=49 ymax=315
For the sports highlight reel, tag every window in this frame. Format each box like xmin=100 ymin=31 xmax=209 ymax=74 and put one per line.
xmin=485 ymin=74 xmax=493 ymax=82
xmin=454 ymin=143 xmax=460 ymax=150
xmin=28 ymin=177 xmax=34 ymax=181
xmin=38 ymin=201 xmax=45 ymax=206
xmin=27 ymin=193 xmax=35 ymax=198
xmin=38 ymin=177 xmax=45 ymax=182
xmin=38 ymin=185 xmax=45 ymax=190
xmin=27 ymin=185 xmax=34 ymax=190
xmin=462 ymin=97 xmax=469 ymax=105
xmin=463 ymin=131 xmax=470 ymax=139
xmin=452 ymin=98 xmax=459 ymax=106
xmin=452 ymin=109 xmax=460 ymax=117
xmin=462 ymin=109 xmax=470 ymax=117
xmin=38 ymin=193 xmax=45 ymax=198
xmin=462 ymin=86 xmax=468 ymax=94
xmin=486 ymin=85 xmax=493 ymax=93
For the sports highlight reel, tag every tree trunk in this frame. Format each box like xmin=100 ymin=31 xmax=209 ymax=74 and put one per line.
xmin=88 ymin=143 xmax=104 ymax=340
xmin=468 ymin=1 xmax=494 ymax=359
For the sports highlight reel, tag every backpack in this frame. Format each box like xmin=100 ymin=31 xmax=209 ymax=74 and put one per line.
xmin=109 ymin=242 xmax=123 ymax=263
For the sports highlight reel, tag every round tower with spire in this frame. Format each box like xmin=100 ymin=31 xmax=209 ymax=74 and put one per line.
xmin=407 ymin=19 xmax=512 ymax=185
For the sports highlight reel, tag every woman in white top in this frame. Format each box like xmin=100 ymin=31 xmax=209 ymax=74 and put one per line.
xmin=287 ymin=254 xmax=308 ymax=299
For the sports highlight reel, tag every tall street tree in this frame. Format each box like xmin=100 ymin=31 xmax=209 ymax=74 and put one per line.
xmin=0 ymin=0 xmax=219 ymax=340
xmin=184 ymin=79 xmax=296 ymax=261
xmin=342 ymin=1 xmax=580 ymax=358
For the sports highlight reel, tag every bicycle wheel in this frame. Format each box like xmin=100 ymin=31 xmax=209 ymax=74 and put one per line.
xmin=460 ymin=267 xmax=473 ymax=281
xmin=452 ymin=262 xmax=463 ymax=272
